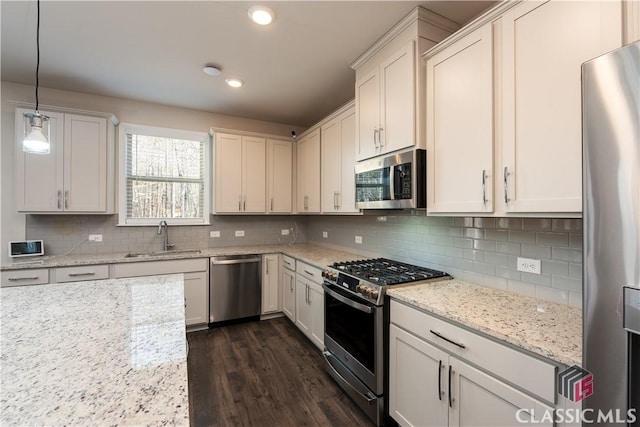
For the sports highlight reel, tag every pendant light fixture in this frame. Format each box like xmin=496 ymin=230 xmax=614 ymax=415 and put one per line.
xmin=23 ymin=0 xmax=50 ymax=155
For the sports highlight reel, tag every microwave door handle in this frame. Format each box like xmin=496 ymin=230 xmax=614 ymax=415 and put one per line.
xmin=388 ymin=165 xmax=395 ymax=200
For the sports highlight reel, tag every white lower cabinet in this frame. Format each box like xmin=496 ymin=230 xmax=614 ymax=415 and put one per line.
xmin=281 ymin=259 xmax=296 ymax=322
xmin=114 ymin=258 xmax=208 ymax=328
xmin=294 ymin=270 xmax=324 ymax=350
xmin=389 ymin=300 xmax=556 ymax=427
xmin=262 ymin=254 xmax=279 ymax=314
xmin=183 ymin=271 xmax=208 ymax=326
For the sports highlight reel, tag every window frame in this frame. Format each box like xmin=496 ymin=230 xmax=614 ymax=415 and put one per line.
xmin=118 ymin=123 xmax=211 ymax=226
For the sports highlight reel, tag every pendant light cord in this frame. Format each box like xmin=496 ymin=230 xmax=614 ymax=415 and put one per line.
xmin=35 ymin=0 xmax=40 ymax=112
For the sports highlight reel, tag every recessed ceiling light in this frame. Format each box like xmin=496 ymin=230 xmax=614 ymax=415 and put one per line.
xmin=203 ymin=65 xmax=221 ymax=76
xmin=225 ymin=78 xmax=244 ymax=88
xmin=248 ymin=5 xmax=275 ymax=26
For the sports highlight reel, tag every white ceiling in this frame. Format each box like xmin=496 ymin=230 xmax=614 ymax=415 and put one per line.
xmin=1 ymin=1 xmax=496 ymax=128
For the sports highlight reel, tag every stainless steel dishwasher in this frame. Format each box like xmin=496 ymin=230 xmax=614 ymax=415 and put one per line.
xmin=209 ymin=255 xmax=262 ymax=326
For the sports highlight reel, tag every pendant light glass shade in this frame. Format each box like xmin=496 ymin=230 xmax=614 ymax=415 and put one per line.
xmin=23 ymin=0 xmax=49 ymax=154
xmin=23 ymin=112 xmax=50 ymax=154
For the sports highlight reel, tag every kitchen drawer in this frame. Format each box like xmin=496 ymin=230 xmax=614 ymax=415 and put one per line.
xmin=114 ymin=258 xmax=208 ymax=278
xmin=282 ymin=255 xmax=295 ymax=271
xmin=296 ymin=261 xmax=322 ymax=284
xmin=1 ymin=269 xmax=49 ymax=287
xmin=390 ymin=299 xmax=558 ymax=404
xmin=54 ymin=265 xmax=109 ymax=283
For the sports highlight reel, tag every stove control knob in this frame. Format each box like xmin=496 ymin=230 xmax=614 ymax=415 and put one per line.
xmin=370 ymin=289 xmax=380 ymax=300
xmin=330 ymin=272 xmax=338 ymax=281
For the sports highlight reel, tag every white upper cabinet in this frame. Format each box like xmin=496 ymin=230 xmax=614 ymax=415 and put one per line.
xmin=500 ymin=0 xmax=622 ymax=214
xmin=321 ymin=102 xmax=359 ymax=214
xmin=266 ymin=139 xmax=293 ymax=214
xmin=356 ymin=41 xmax=416 ymax=161
xmin=424 ymin=0 xmax=622 ymax=216
xmin=352 ymin=7 xmax=459 ymax=162
xmin=296 ymin=128 xmax=321 ymax=213
xmin=214 ymin=132 xmax=266 ymax=213
xmin=15 ymin=108 xmax=114 ymax=213
xmin=426 ymin=23 xmax=494 ymax=214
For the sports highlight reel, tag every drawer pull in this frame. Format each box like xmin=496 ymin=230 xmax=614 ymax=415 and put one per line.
xmin=430 ymin=329 xmax=466 ymax=349
xmin=448 ymin=365 xmax=453 ymax=408
xmin=68 ymin=272 xmax=96 ymax=277
xmin=8 ymin=276 xmax=39 ymax=281
xmin=304 ymin=269 xmax=314 ymax=276
xmin=438 ymin=360 xmax=443 ymax=401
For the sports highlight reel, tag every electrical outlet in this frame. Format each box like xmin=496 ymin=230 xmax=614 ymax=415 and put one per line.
xmin=210 ymin=231 xmax=220 ymax=238
xmin=377 ymin=216 xmax=387 ymax=222
xmin=281 ymin=229 xmax=290 ymax=236
xmin=355 ymin=235 xmax=363 ymax=244
xmin=88 ymin=234 xmax=102 ymax=242
xmin=517 ymin=257 xmax=541 ymax=274
xmin=235 ymin=230 xmax=245 ymax=237
xmin=322 ymin=231 xmax=328 ymax=239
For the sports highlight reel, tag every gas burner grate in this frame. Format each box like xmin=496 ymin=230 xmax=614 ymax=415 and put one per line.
xmin=332 ymin=258 xmax=449 ymax=286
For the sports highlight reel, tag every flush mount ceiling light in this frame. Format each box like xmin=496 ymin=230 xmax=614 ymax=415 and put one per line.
xmin=225 ymin=78 xmax=244 ymax=88
xmin=202 ymin=65 xmax=221 ymax=76
xmin=23 ymin=0 xmax=50 ymax=154
xmin=248 ymin=5 xmax=275 ymax=26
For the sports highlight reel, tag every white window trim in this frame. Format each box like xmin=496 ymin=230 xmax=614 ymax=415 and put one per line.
xmin=118 ymin=123 xmax=211 ymax=226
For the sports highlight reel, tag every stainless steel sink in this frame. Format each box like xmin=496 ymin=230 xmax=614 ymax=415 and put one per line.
xmin=124 ymin=249 xmax=202 ymax=258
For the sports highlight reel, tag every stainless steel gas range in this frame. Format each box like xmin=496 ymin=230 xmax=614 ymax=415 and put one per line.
xmin=321 ymin=258 xmax=450 ymax=426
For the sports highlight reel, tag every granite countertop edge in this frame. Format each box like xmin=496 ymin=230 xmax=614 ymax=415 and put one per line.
xmin=1 ymin=243 xmax=364 ymax=272
xmin=387 ymin=279 xmax=582 ymax=368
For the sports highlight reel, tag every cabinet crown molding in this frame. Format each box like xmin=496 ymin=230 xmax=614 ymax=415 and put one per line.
xmin=422 ymin=1 xmax=522 ymax=60
xmin=350 ymin=6 xmax=459 ymax=70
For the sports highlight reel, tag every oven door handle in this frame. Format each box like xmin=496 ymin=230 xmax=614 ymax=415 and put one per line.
xmin=323 ymin=284 xmax=373 ymax=314
xmin=323 ymin=351 xmax=376 ymax=404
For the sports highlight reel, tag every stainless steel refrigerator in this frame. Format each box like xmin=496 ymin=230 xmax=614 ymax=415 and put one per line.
xmin=583 ymin=40 xmax=640 ymax=424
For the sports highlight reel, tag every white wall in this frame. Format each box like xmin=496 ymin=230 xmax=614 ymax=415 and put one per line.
xmin=0 ymin=81 xmax=305 ymax=264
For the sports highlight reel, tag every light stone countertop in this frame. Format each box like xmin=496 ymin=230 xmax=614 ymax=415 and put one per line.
xmin=0 ymin=274 xmax=189 ymax=426
xmin=387 ymin=279 xmax=582 ymax=367
xmin=1 ymin=243 xmax=364 ymax=272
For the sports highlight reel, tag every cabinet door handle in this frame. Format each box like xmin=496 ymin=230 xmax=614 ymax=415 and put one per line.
xmin=238 ymin=195 xmax=242 ymax=212
xmin=266 ymin=259 xmax=269 ymax=275
xmin=68 ymin=272 xmax=96 ymax=277
xmin=304 ymin=195 xmax=309 ymax=210
xmin=373 ymin=127 xmax=379 ymax=149
xmin=503 ymin=166 xmax=510 ymax=204
xmin=289 ymin=276 xmax=293 ymax=292
xmin=270 ymin=198 xmax=273 ymax=212
xmin=57 ymin=190 xmax=62 ymax=209
xmin=64 ymin=191 xmax=69 ymax=209
xmin=430 ymin=329 xmax=466 ymax=349
xmin=448 ymin=365 xmax=453 ymax=408
xmin=438 ymin=360 xmax=443 ymax=401
xmin=378 ymin=126 xmax=384 ymax=147
xmin=482 ymin=169 xmax=487 ymax=205
xmin=8 ymin=276 xmax=39 ymax=281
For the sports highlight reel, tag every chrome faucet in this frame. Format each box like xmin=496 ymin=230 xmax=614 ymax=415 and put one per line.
xmin=157 ymin=220 xmax=174 ymax=251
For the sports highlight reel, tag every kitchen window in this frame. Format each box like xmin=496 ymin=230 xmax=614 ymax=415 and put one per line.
xmin=118 ymin=124 xmax=211 ymax=226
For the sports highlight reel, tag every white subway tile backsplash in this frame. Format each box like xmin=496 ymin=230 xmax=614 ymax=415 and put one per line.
xmin=520 ymin=272 xmax=552 ymax=287
xmin=463 ymin=249 xmax=485 ymax=262
xmin=552 ymin=218 xmax=583 ymax=232
xmin=496 ymin=218 xmax=523 ymax=230
xmin=541 ymin=259 xmax=570 ymax=276
xmin=521 ymin=244 xmax=551 ymax=259
xmin=568 ymin=292 xmax=582 ymax=308
xmin=485 ymin=229 xmax=509 ymax=242
xmin=508 ymin=230 xmax=537 ymax=244
xmin=453 ymin=237 xmax=474 ymax=249
xmin=522 ymin=218 xmax=552 ymax=231
xmin=552 ymin=275 xmax=582 ymax=293
xmin=569 ymin=263 xmax=583 ymax=279
xmin=552 ymin=247 xmax=582 ymax=263
xmin=536 ymin=232 xmax=569 ymax=247
xmin=473 ymin=218 xmax=496 ymax=229
xmin=464 ymin=228 xmax=485 ymax=239
xmin=507 ymin=280 xmax=537 ymax=298
xmin=473 ymin=240 xmax=496 ymax=252
xmin=535 ymin=286 xmax=569 ymax=305
xmin=496 ymin=242 xmax=522 ymax=255
xmin=483 ymin=252 xmax=509 ymax=267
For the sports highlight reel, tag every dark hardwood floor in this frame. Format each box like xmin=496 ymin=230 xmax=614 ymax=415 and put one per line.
xmin=186 ymin=317 xmax=374 ymax=427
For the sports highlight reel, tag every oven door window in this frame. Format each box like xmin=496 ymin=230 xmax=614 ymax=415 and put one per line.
xmin=325 ymin=286 xmax=376 ymax=373
xmin=355 ymin=168 xmax=390 ymax=203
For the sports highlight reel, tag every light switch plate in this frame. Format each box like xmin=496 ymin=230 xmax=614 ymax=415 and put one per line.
xmin=517 ymin=257 xmax=541 ymax=274
xmin=88 ymin=234 xmax=102 ymax=242
xmin=281 ymin=229 xmax=290 ymax=236
xmin=235 ymin=230 xmax=245 ymax=237
xmin=210 ymin=231 xmax=220 ymax=238
xmin=355 ymin=236 xmax=363 ymax=244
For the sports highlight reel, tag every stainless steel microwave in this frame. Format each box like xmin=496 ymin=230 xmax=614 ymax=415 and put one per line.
xmin=354 ymin=149 xmax=426 ymax=209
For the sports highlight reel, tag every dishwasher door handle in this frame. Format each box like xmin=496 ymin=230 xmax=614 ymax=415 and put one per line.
xmin=212 ymin=257 xmax=262 ymax=265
